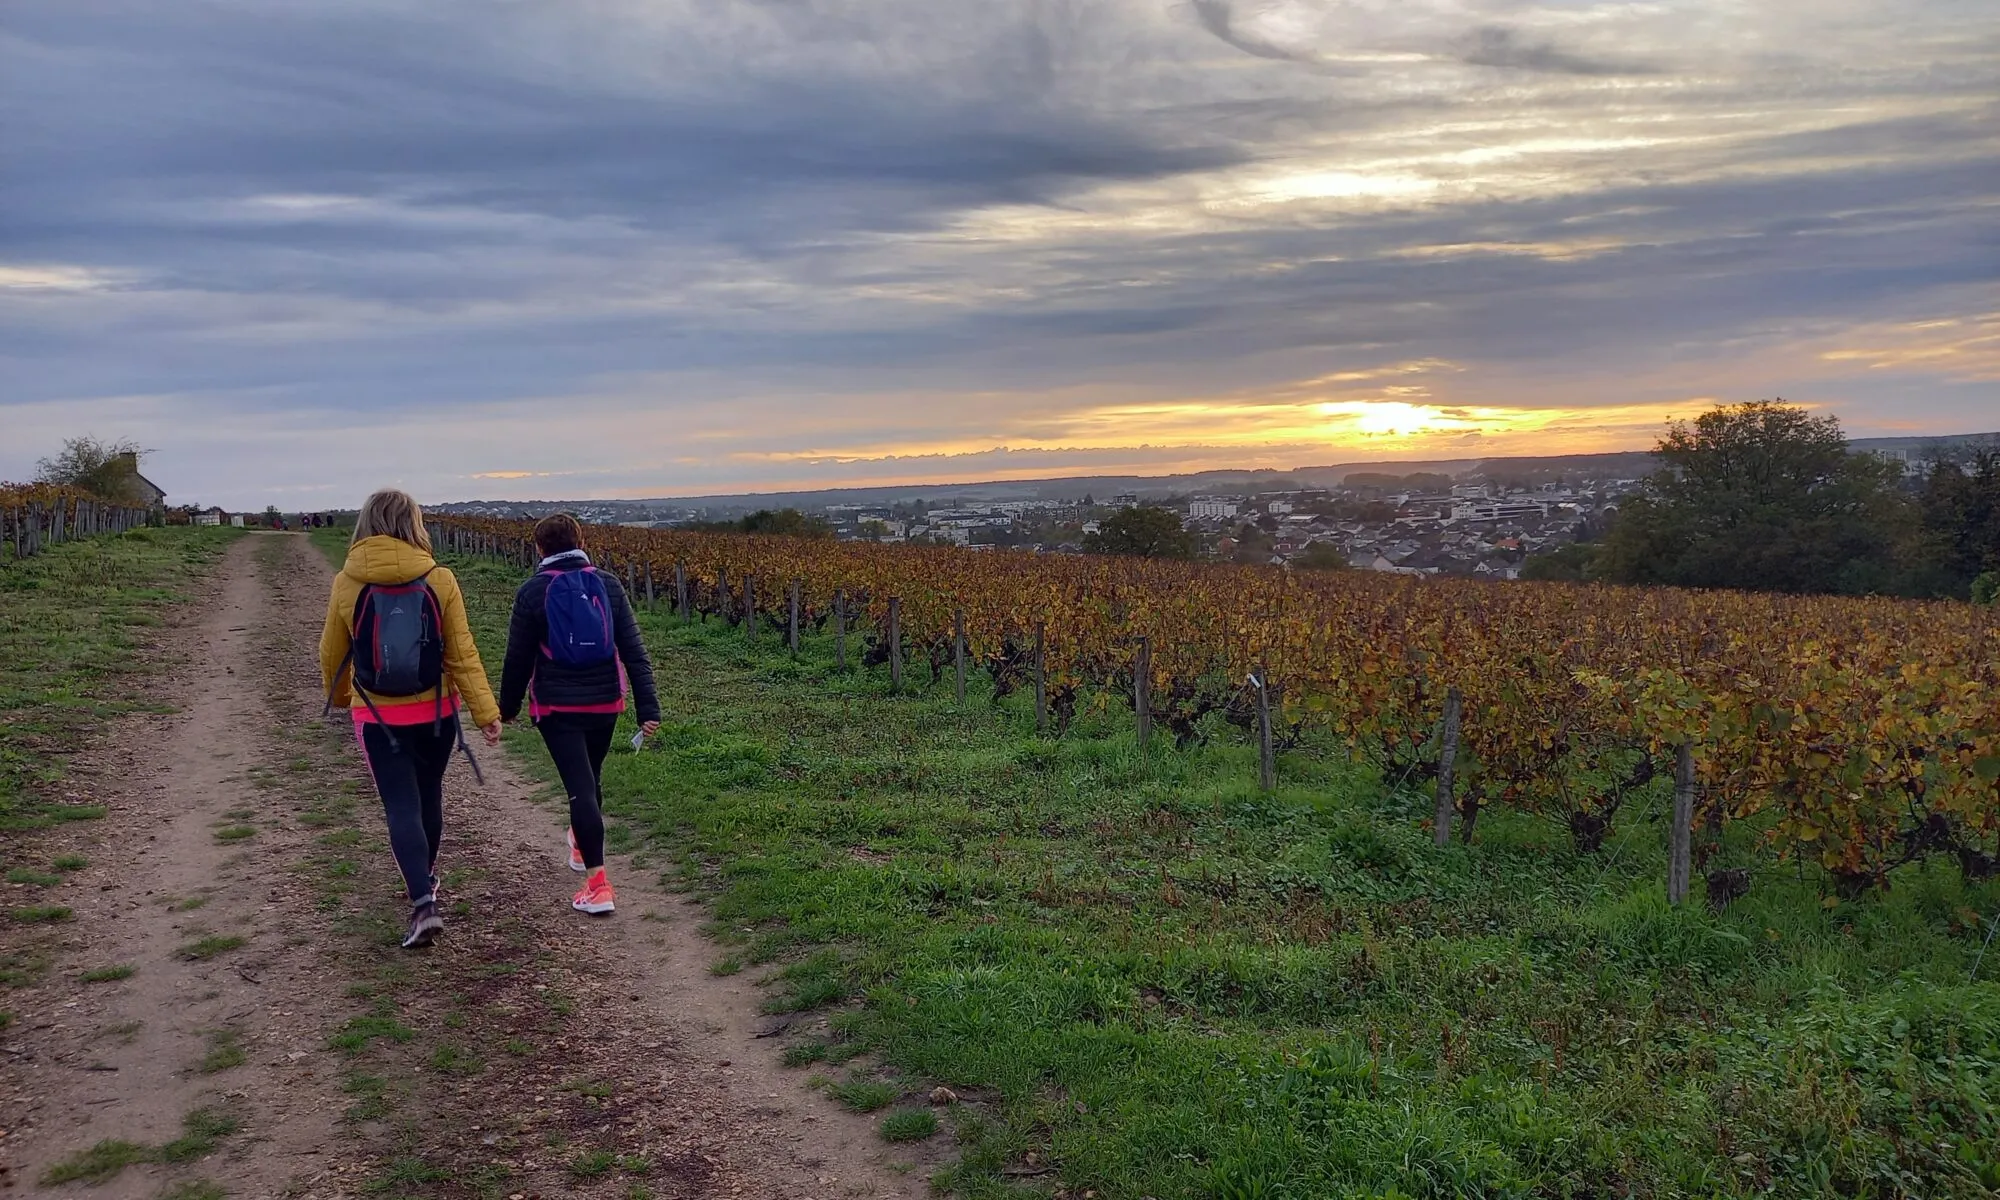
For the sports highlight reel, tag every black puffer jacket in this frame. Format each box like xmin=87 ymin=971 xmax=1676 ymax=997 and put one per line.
xmin=498 ymin=555 xmax=661 ymax=724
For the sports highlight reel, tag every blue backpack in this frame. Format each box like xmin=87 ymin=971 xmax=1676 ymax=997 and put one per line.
xmin=541 ymin=566 xmax=615 ymax=667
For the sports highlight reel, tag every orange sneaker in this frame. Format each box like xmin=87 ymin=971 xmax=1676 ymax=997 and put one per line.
xmin=572 ymin=868 xmax=615 ymax=915
xmin=565 ymin=827 xmax=585 ymax=873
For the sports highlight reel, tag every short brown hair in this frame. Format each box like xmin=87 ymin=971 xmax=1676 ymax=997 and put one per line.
xmin=352 ymin=489 xmax=432 ymax=553
xmin=534 ymin=512 xmax=585 ymax=556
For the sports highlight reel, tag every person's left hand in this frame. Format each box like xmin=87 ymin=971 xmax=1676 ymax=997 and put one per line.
xmin=640 ymin=720 xmax=661 ymax=737
xmin=481 ymin=721 xmax=503 ymax=746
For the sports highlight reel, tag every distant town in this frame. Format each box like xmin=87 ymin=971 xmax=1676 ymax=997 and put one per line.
xmin=422 ymin=433 xmax=1999 ymax=581
xmin=431 ymin=471 xmax=1634 ymax=580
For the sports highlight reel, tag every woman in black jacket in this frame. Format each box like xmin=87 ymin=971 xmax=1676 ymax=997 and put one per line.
xmin=498 ymin=513 xmax=661 ymax=915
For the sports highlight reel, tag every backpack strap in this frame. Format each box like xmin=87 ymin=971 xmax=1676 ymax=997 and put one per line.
xmin=453 ymin=717 xmax=485 ymax=785
xmin=322 ymin=645 xmax=355 ymax=719
xmin=353 ymin=686 xmax=401 ymax=753
xmin=323 ymin=576 xmax=373 ymax=720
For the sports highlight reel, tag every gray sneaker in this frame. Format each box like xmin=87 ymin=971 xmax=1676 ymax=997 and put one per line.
xmin=402 ymin=900 xmax=444 ymax=948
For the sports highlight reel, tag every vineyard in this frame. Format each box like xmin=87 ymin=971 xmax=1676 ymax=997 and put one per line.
xmin=1 ymin=483 xmax=157 ymax=560
xmin=431 ymin=516 xmax=2000 ymax=905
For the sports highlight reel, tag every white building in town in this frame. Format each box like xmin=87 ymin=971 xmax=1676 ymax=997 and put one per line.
xmin=1450 ymin=500 xmax=1549 ymax=523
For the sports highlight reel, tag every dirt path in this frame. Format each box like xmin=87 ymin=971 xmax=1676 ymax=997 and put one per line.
xmin=6 ymin=533 xmax=929 ymax=1199
xmin=3 ymin=534 xmax=348 ymax=1197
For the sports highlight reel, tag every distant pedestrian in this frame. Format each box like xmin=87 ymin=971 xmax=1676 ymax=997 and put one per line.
xmin=498 ymin=513 xmax=660 ymax=916
xmin=321 ymin=489 xmax=502 ymax=948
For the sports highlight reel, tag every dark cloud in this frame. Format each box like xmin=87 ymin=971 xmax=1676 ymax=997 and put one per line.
xmin=1456 ymin=25 xmax=1662 ymax=76
xmin=1189 ymin=0 xmax=1320 ymax=65
xmin=1 ymin=1 xmax=1242 ymax=260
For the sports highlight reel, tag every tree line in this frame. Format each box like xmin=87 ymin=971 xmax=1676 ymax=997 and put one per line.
xmin=1525 ymin=401 xmax=2000 ymax=602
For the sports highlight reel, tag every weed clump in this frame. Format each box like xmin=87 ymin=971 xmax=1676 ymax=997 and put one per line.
xmin=879 ymin=1109 xmax=938 ymax=1142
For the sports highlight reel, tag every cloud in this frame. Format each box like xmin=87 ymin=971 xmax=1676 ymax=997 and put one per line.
xmin=1455 ymin=25 xmax=1660 ymax=76
xmin=0 ymin=0 xmax=1994 ymax=507
xmin=1189 ymin=0 xmax=1324 ymax=65
xmin=1183 ymin=1 xmax=1666 ymax=75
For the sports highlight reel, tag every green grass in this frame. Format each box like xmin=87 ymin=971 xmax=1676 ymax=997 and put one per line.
xmin=39 ymin=1138 xmax=153 ymax=1185
xmin=159 ymin=1106 xmax=241 ymax=1164
xmin=569 ymin=1149 xmax=617 ymax=1178
xmin=342 ymin=1072 xmax=392 ymax=1122
xmin=211 ymin=824 xmax=256 ymax=842
xmin=160 ymin=1182 xmax=226 ymax=1200
xmin=38 ymin=1106 xmax=242 ymax=1186
xmin=327 ymin=1014 xmax=416 ymax=1052
xmin=828 ymin=1078 xmax=899 ymax=1113
xmin=51 ymin=853 xmax=88 ymax=871
xmin=880 ymin=1108 xmax=939 ymax=1142
xmin=781 ymin=1041 xmax=829 ymax=1067
xmin=11 ymin=904 xmax=72 ymax=923
xmin=176 ymin=934 xmax=246 ymax=960
xmin=445 ymin=548 xmax=2000 ymax=1199
xmin=80 ymin=963 xmax=136 ymax=983
xmin=363 ymin=1155 xmax=450 ymax=1193
xmin=6 ymin=867 xmax=59 ymax=885
xmin=200 ymin=1030 xmax=246 ymax=1073
xmin=0 ymin=526 xmax=241 ymax=837
xmin=430 ymin=1042 xmax=484 ymax=1076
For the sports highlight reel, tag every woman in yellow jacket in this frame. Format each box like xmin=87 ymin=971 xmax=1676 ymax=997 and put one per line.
xmin=322 ymin=489 xmax=501 ymax=948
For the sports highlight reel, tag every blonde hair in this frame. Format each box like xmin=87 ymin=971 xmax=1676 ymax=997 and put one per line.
xmin=351 ymin=489 xmax=433 ymax=553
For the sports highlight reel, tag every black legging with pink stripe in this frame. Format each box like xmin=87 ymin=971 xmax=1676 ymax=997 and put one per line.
xmin=356 ymin=717 xmax=456 ymax=901
xmin=537 ymin=710 xmax=616 ymax=871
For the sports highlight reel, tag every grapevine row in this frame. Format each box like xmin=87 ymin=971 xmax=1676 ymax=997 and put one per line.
xmin=432 ymin=516 xmax=2000 ymax=900
xmin=1 ymin=484 xmax=157 ymax=561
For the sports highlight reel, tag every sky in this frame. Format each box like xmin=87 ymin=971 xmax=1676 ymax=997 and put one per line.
xmin=2 ymin=0 xmax=1996 ymax=510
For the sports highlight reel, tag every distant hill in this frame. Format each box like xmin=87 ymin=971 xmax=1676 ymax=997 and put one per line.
xmin=431 ymin=432 xmax=1999 ymax=513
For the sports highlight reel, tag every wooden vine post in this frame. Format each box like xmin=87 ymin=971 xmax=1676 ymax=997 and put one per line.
xmin=1033 ymin=622 xmax=1047 ymax=732
xmin=953 ymin=607 xmax=967 ymax=704
xmin=675 ymin=563 xmax=689 ymax=621
xmin=744 ymin=574 xmax=757 ymax=641
xmin=1669 ymin=741 xmax=1696 ymax=905
xmin=888 ymin=597 xmax=904 ymax=691
xmin=834 ymin=588 xmax=847 ymax=671
xmin=1134 ymin=636 xmax=1153 ymax=750
xmin=644 ymin=561 xmax=656 ymax=609
xmin=1254 ymin=667 xmax=1276 ymax=792
xmin=1434 ymin=687 xmax=1463 ymax=847
xmin=718 ymin=567 xmax=730 ymax=625
xmin=788 ymin=580 xmax=801 ymax=656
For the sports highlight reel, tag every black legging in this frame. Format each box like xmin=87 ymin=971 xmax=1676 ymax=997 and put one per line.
xmin=537 ymin=711 xmax=617 ymax=870
xmin=357 ymin=717 xmax=457 ymax=902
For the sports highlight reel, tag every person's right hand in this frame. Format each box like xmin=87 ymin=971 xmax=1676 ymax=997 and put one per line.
xmin=481 ymin=721 xmax=503 ymax=746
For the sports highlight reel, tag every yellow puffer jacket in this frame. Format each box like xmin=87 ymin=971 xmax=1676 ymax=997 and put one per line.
xmin=320 ymin=535 xmax=501 ymax=728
